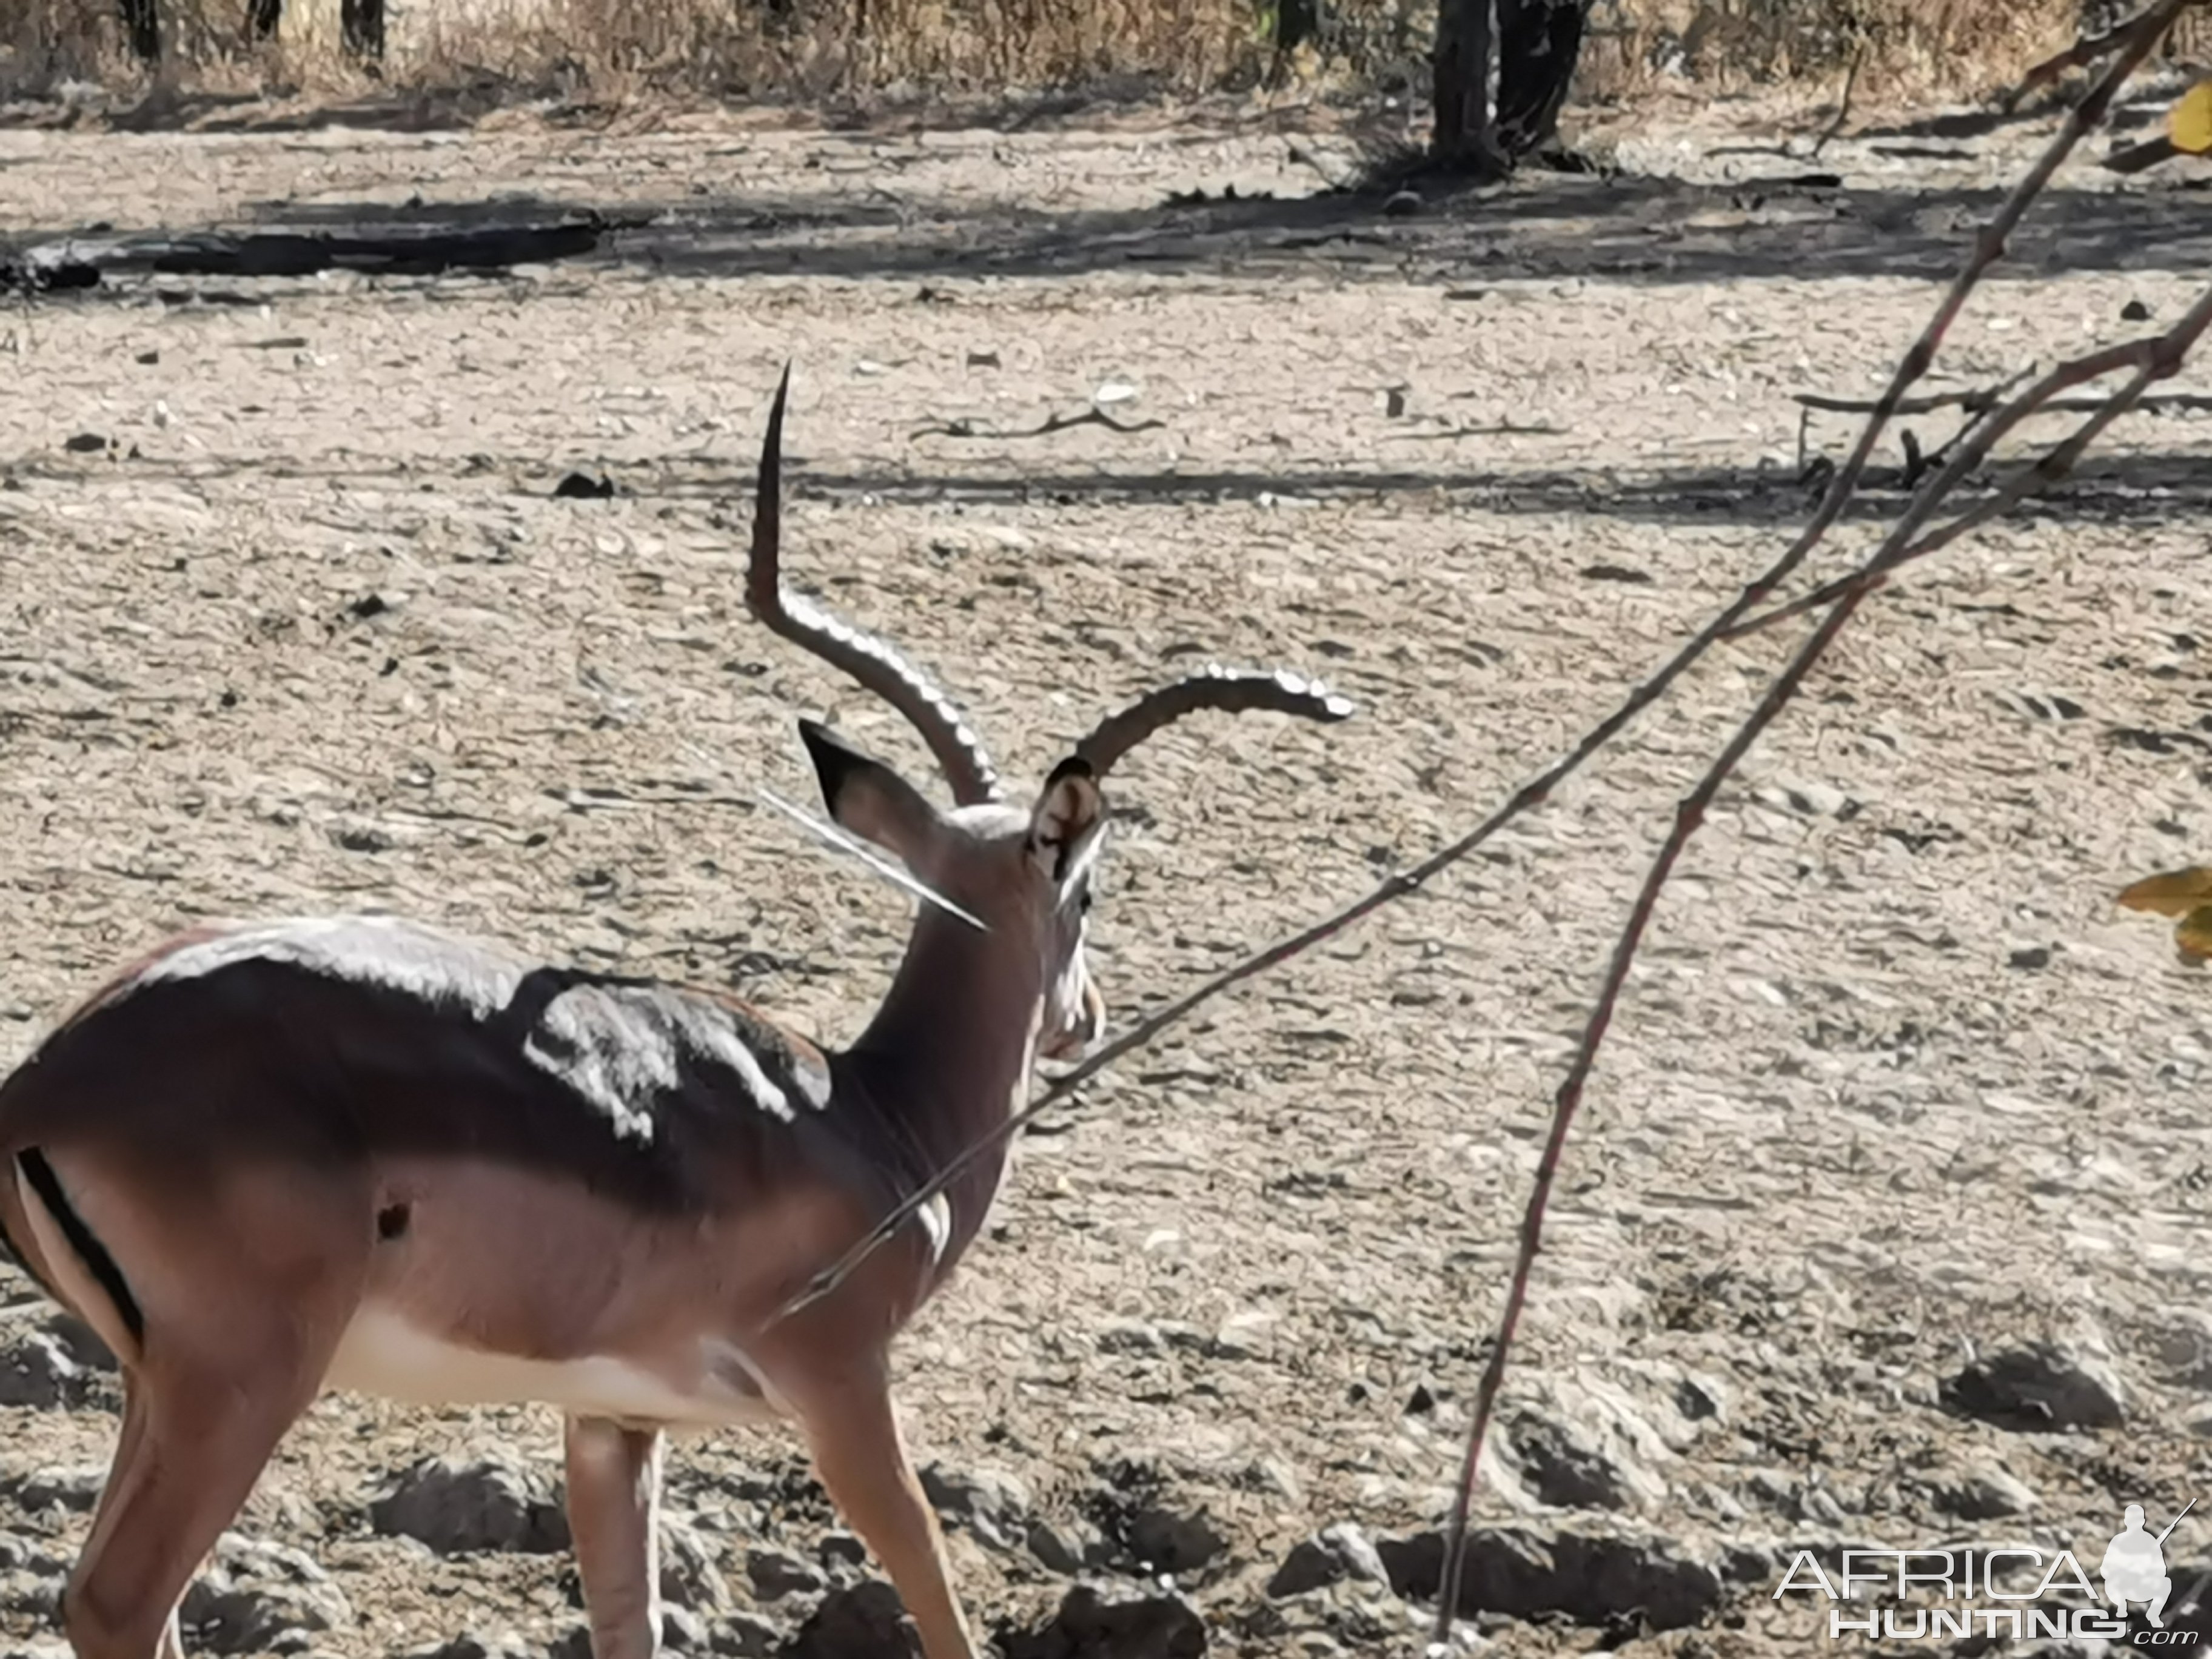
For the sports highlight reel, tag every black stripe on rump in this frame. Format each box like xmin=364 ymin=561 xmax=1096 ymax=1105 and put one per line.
xmin=13 ymin=1148 xmax=144 ymax=1342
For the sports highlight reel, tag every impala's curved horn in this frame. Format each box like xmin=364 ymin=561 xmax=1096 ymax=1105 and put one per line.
xmin=745 ymin=366 xmax=1002 ymax=805
xmin=1072 ymin=665 xmax=1354 ymax=777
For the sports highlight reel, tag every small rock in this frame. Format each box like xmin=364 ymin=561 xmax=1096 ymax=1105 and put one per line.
xmin=1239 ymin=1456 xmax=1302 ymax=1506
xmin=552 ymin=471 xmax=616 ymax=500
xmin=1208 ymin=1309 xmax=1275 ymax=1360
xmin=999 ymin=1583 xmax=1207 ymax=1659
xmin=1376 ymin=1525 xmax=1722 ymax=1632
xmin=1720 ymin=1543 xmax=1777 ymax=1585
xmin=920 ymin=1464 xmax=1030 ymax=1550
xmin=542 ymin=1631 xmax=591 ymax=1659
xmin=9 ymin=1465 xmax=104 ymax=1513
xmin=41 ymin=1311 xmax=117 ymax=1374
xmin=1503 ymin=1375 xmax=1678 ymax=1513
xmin=1382 ymin=189 xmax=1423 ymax=218
xmin=179 ymin=1535 xmax=352 ymax=1656
xmin=2147 ymin=1313 xmax=2212 ymax=1387
xmin=0 ymin=1332 xmax=82 ymax=1409
xmin=661 ymin=1604 xmax=710 ymax=1652
xmin=1126 ymin=1501 xmax=1228 ymax=1574
xmin=367 ymin=1456 xmax=569 ymax=1555
xmin=1504 ymin=1406 xmax=1662 ymax=1512
xmin=746 ymin=1545 xmax=826 ymax=1601
xmin=817 ymin=1532 xmax=868 ymax=1572
xmin=62 ymin=432 xmax=108 ymax=454
xmin=2123 ymin=298 xmax=2154 ymax=321
xmin=1027 ymin=1517 xmax=1109 ymax=1575
xmin=1934 ymin=1467 xmax=2038 ymax=1520
xmin=1942 ymin=1344 xmax=2125 ymax=1430
xmin=782 ymin=1581 xmax=918 ymax=1658
xmin=659 ymin=1513 xmax=730 ymax=1612
xmin=1672 ymin=1373 xmax=1726 ymax=1424
xmin=710 ymin=1610 xmax=782 ymax=1657
xmin=0 ymin=1572 xmax=62 ymax=1618
xmin=1268 ymin=1523 xmax=1389 ymax=1598
xmin=1095 ymin=1320 xmax=1167 ymax=1356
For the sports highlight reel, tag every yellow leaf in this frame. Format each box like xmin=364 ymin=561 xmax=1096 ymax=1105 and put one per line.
xmin=2178 ymin=904 xmax=2212 ymax=962
xmin=2117 ymin=865 xmax=2212 ymax=917
xmin=2171 ymin=78 xmax=2212 ymax=156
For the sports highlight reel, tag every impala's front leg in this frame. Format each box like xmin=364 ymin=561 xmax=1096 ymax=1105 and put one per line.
xmin=795 ymin=1365 xmax=975 ymax=1659
xmin=563 ymin=1416 xmax=666 ymax=1659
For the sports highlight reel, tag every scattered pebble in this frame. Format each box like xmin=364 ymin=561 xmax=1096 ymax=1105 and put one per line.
xmin=367 ymin=1456 xmax=569 ymax=1556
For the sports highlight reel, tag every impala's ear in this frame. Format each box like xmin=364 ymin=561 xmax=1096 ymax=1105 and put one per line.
xmin=799 ymin=719 xmax=942 ymax=865
xmin=1027 ymin=756 xmax=1105 ymax=888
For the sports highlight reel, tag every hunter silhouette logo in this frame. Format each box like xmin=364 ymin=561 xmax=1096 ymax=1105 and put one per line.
xmin=2105 ymin=1501 xmax=2194 ymax=1628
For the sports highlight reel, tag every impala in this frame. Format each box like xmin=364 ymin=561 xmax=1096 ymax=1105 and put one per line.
xmin=0 ymin=370 xmax=1351 ymax=1659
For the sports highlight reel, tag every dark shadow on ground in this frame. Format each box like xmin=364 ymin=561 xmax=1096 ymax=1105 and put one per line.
xmin=13 ymin=448 xmax=2209 ymax=529
xmin=12 ymin=160 xmax=2210 ymax=293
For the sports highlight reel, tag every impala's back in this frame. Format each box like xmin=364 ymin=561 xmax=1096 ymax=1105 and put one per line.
xmin=0 ymin=914 xmax=928 ymax=1426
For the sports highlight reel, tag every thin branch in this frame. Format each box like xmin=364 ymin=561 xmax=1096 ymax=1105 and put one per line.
xmin=1811 ymin=41 xmax=1866 ymax=158
xmin=1432 ymin=586 xmax=1871 ymax=1637
xmin=1795 ymin=386 xmax=2212 ymax=418
xmin=761 ymin=0 xmax=2208 ymax=1339
xmin=1429 ymin=1 xmax=2207 ymax=1638
xmin=1728 ymin=284 xmax=2212 ymax=640
xmin=2000 ymin=2 xmax=2171 ymax=112
xmin=911 ymin=407 xmax=1165 ymax=440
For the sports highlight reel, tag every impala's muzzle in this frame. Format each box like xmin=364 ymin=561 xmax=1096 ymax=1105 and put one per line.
xmin=1042 ymin=976 xmax=1105 ymax=1062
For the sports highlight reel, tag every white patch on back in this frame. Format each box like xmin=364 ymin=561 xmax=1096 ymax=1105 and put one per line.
xmin=323 ymin=1305 xmax=785 ymax=1429
xmin=122 ymin=916 xmax=817 ymax=1138
xmin=139 ymin=916 xmax=515 ymax=1019
xmin=528 ymin=984 xmax=796 ymax=1139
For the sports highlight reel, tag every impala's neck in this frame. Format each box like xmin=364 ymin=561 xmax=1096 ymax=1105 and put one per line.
xmin=834 ymin=912 xmax=1044 ymax=1276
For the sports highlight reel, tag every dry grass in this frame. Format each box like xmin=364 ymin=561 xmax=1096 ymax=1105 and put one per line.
xmin=0 ymin=0 xmax=2206 ymax=141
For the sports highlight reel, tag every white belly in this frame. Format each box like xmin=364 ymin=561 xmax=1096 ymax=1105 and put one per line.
xmin=322 ymin=1306 xmax=785 ymax=1429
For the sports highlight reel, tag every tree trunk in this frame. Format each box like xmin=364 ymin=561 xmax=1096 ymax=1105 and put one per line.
xmin=1495 ymin=0 xmax=1586 ymax=157
xmin=1430 ymin=0 xmax=1502 ymax=169
xmin=118 ymin=0 xmax=161 ymax=61
xmin=340 ymin=0 xmax=385 ymax=59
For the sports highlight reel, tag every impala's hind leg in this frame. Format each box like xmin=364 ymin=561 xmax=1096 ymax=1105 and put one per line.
xmin=564 ymin=1416 xmax=668 ymax=1659
xmin=64 ymin=1342 xmax=332 ymax=1658
xmin=74 ymin=1381 xmax=184 ymax=1658
xmin=38 ymin=1161 xmax=367 ymax=1659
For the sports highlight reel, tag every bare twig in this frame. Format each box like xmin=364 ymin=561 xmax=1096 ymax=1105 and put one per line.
xmin=1811 ymin=40 xmax=1866 ymax=158
xmin=912 ymin=407 xmax=1165 ymax=440
xmin=1429 ymin=2 xmax=2208 ymax=1640
xmin=1403 ymin=420 xmax=1567 ymax=440
xmin=1432 ymin=586 xmax=1871 ymax=1638
xmin=1795 ymin=386 xmax=2212 ymax=418
xmin=2000 ymin=2 xmax=2170 ymax=112
xmin=765 ymin=0 xmax=2210 ymax=1341
xmin=1729 ymin=286 xmax=2212 ymax=639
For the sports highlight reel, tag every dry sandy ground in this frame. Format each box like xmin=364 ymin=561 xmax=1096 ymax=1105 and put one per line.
xmin=0 ymin=84 xmax=2210 ymax=1659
